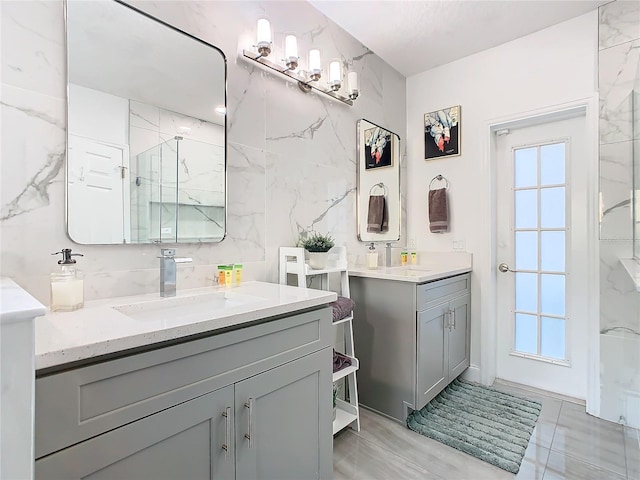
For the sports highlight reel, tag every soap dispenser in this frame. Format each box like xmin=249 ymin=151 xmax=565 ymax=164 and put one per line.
xmin=366 ymin=243 xmax=378 ymax=269
xmin=50 ymin=248 xmax=84 ymax=312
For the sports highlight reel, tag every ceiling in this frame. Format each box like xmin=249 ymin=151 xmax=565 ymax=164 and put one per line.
xmin=309 ymin=0 xmax=606 ymax=77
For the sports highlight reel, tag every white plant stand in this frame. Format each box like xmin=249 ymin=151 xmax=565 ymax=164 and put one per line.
xmin=279 ymin=246 xmax=360 ymax=434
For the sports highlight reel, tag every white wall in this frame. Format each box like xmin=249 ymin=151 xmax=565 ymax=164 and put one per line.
xmin=406 ymin=12 xmax=598 ymax=380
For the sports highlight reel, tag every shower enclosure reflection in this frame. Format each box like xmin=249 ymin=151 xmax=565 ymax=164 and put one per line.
xmin=133 ymin=137 xmax=225 ymax=244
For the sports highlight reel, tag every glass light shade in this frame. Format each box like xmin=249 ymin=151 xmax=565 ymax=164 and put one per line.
xmin=285 ymin=35 xmax=298 ymax=60
xmin=329 ymin=60 xmax=341 ymax=91
xmin=347 ymin=71 xmax=359 ymax=100
xmin=256 ymin=18 xmax=271 ymax=56
xmin=348 ymin=71 xmax=359 ymax=94
xmin=284 ymin=34 xmax=298 ymax=69
xmin=309 ymin=49 xmax=322 ymax=78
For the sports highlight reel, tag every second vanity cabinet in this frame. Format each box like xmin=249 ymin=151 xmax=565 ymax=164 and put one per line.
xmin=350 ymin=273 xmax=470 ymax=423
xmin=34 ymin=308 xmax=333 ymax=480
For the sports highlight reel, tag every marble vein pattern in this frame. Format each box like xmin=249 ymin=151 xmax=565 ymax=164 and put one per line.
xmin=0 ymin=0 xmax=406 ymax=303
xmin=599 ymin=39 xmax=640 ymax=145
xmin=0 ymin=86 xmax=66 ymax=223
xmin=599 ymin=141 xmax=633 ymax=240
xmin=599 ymin=243 xmax=639 ymax=331
xmin=599 ymin=0 xmax=640 ymax=51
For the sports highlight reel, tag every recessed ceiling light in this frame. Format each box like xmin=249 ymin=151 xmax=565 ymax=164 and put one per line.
xmin=215 ymin=106 xmax=226 ymax=115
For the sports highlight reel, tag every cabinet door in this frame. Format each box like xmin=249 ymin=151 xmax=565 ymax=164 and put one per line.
xmin=35 ymin=386 xmax=235 ymax=480
xmin=235 ymin=348 xmax=332 ymax=480
xmin=448 ymin=293 xmax=471 ymax=379
xmin=416 ymin=304 xmax=449 ymax=410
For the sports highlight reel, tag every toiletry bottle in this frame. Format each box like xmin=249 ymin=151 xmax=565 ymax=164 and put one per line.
xmin=410 ymin=239 xmax=418 ymax=265
xmin=400 ymin=251 xmax=408 ymax=266
xmin=234 ymin=264 xmax=243 ymax=286
xmin=217 ymin=265 xmax=226 ymax=286
xmin=224 ymin=265 xmax=233 ymax=287
xmin=366 ymin=243 xmax=378 ymax=269
xmin=50 ymin=248 xmax=84 ymax=312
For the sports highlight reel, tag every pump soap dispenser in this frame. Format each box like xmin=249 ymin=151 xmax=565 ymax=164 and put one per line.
xmin=50 ymin=248 xmax=84 ymax=312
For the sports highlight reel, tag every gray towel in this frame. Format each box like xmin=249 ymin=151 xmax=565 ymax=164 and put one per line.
xmin=429 ymin=188 xmax=448 ymax=233
xmin=367 ymin=195 xmax=389 ymax=233
xmin=330 ymin=296 xmax=355 ymax=322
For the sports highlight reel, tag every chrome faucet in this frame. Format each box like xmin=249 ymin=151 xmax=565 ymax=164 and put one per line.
xmin=159 ymin=248 xmax=193 ymax=297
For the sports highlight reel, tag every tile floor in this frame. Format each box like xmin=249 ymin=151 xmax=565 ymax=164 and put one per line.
xmin=333 ymin=382 xmax=640 ymax=480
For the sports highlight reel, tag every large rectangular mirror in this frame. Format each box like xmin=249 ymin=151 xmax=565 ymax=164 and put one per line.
xmin=356 ymin=119 xmax=401 ymax=242
xmin=66 ymin=0 xmax=226 ymax=244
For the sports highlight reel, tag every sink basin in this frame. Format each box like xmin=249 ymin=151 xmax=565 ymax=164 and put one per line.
xmin=384 ymin=266 xmax=433 ymax=277
xmin=113 ymin=291 xmax=265 ymax=322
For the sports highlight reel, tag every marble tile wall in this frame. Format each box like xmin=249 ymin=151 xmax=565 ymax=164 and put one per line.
xmin=0 ymin=0 xmax=406 ymax=303
xmin=598 ymin=0 xmax=640 ymax=427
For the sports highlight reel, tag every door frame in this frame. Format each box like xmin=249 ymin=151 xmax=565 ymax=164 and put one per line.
xmin=481 ymin=96 xmax=600 ymax=415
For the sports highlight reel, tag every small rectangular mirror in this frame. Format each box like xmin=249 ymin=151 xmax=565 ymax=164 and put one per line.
xmin=65 ymin=0 xmax=226 ymax=244
xmin=356 ymin=119 xmax=401 ymax=242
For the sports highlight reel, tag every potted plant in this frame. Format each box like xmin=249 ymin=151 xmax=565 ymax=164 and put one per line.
xmin=299 ymin=232 xmax=335 ymax=269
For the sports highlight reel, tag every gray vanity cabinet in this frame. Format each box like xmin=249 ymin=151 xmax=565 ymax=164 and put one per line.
xmin=34 ymin=308 xmax=333 ymax=480
xmin=417 ymin=291 xmax=471 ymax=410
xmin=350 ymin=273 xmax=470 ymax=423
xmin=235 ymin=349 xmax=331 ymax=479
xmin=35 ymin=386 xmax=235 ymax=479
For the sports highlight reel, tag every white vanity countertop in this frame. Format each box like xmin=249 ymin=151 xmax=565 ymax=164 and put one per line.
xmin=349 ymin=252 xmax=472 ymax=283
xmin=35 ymin=281 xmax=336 ymax=371
xmin=1 ymin=277 xmax=46 ymax=325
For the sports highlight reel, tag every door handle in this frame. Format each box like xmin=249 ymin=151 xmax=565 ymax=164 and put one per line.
xmin=221 ymin=407 xmax=231 ymax=460
xmin=244 ymin=398 xmax=254 ymax=448
xmin=498 ymin=263 xmax=516 ymax=273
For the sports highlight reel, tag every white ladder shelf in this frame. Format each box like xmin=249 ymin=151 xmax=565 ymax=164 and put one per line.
xmin=279 ymin=246 xmax=360 ymax=434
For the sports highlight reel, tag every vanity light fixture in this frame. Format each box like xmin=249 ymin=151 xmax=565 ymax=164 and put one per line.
xmin=255 ymin=18 xmax=272 ymax=57
xmin=241 ymin=19 xmax=359 ymax=107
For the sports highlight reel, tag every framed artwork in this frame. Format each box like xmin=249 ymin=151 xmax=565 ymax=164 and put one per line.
xmin=424 ymin=105 xmax=460 ymax=160
xmin=364 ymin=126 xmax=394 ymax=169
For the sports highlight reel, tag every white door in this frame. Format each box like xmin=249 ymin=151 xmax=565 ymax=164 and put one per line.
xmin=496 ymin=114 xmax=589 ymax=399
xmin=68 ymin=134 xmax=128 ymax=244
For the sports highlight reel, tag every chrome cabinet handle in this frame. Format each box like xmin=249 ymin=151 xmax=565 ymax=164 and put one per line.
xmin=221 ymin=407 xmax=231 ymax=460
xmin=450 ymin=308 xmax=456 ymax=329
xmin=445 ymin=310 xmax=451 ymax=330
xmin=244 ymin=398 xmax=254 ymax=448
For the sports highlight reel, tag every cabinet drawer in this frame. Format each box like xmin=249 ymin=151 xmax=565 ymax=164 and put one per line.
xmin=35 ymin=307 xmax=331 ymax=459
xmin=417 ymin=273 xmax=470 ymax=311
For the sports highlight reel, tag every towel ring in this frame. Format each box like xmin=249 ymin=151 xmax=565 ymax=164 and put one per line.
xmin=429 ymin=175 xmax=449 ymax=190
xmin=369 ymin=182 xmax=388 ymax=196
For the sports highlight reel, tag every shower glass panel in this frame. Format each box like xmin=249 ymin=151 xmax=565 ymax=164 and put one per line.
xmin=133 ymin=137 xmax=225 ymax=243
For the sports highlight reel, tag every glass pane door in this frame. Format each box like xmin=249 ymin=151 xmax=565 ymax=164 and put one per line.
xmin=513 ymin=142 xmax=568 ymax=360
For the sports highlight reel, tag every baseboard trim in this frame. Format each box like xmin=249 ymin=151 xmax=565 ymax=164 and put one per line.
xmin=461 ymin=365 xmax=482 ymax=384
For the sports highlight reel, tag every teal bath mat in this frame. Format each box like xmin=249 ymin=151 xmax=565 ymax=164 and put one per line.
xmin=407 ymin=379 xmax=542 ymax=474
